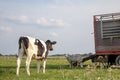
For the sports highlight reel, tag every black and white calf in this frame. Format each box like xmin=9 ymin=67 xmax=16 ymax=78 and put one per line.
xmin=16 ymin=36 xmax=56 ymax=76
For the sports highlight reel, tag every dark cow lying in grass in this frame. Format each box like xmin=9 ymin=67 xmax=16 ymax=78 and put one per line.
xmin=16 ymin=36 xmax=56 ymax=76
xmin=65 ymin=54 xmax=83 ymax=67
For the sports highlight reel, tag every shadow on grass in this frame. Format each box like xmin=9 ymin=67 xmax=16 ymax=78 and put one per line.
xmin=0 ymin=66 xmax=16 ymax=69
xmin=0 ymin=64 xmax=84 ymax=70
xmin=48 ymin=64 xmax=85 ymax=69
xmin=0 ymin=63 xmax=87 ymax=75
xmin=0 ymin=66 xmax=16 ymax=75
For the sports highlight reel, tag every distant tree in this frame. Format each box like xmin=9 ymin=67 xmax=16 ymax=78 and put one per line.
xmin=88 ymin=52 xmax=93 ymax=56
xmin=0 ymin=53 xmax=2 ymax=56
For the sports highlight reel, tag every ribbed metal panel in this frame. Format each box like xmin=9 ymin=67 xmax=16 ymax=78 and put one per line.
xmin=101 ymin=20 xmax=120 ymax=39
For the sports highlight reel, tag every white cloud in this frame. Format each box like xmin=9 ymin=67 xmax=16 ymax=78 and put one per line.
xmin=49 ymin=32 xmax=59 ymax=37
xmin=36 ymin=17 xmax=65 ymax=27
xmin=9 ymin=15 xmax=29 ymax=23
xmin=6 ymin=15 xmax=66 ymax=28
xmin=0 ymin=26 xmax=12 ymax=32
xmin=50 ymin=19 xmax=65 ymax=26
xmin=36 ymin=17 xmax=48 ymax=25
xmin=19 ymin=15 xmax=28 ymax=23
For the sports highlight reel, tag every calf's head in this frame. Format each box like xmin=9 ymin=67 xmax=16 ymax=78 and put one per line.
xmin=45 ymin=40 xmax=56 ymax=51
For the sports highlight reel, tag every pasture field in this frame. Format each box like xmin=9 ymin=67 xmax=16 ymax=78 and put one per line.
xmin=0 ymin=56 xmax=120 ymax=80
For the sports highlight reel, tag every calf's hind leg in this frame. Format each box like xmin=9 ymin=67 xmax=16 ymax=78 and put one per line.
xmin=26 ymin=55 xmax=32 ymax=76
xmin=16 ymin=49 xmax=24 ymax=76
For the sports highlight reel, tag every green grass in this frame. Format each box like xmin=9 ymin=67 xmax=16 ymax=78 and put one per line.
xmin=0 ymin=56 xmax=120 ymax=80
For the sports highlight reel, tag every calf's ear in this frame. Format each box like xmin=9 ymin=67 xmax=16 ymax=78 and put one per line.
xmin=34 ymin=39 xmax=39 ymax=45
xmin=52 ymin=41 xmax=56 ymax=45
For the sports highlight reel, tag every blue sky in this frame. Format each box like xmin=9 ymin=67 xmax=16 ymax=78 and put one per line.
xmin=0 ymin=0 xmax=120 ymax=55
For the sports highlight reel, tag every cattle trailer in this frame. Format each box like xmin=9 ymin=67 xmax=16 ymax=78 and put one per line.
xmin=93 ymin=12 xmax=120 ymax=66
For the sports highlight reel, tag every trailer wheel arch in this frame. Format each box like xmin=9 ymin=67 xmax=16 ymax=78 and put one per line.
xmin=115 ymin=55 xmax=120 ymax=66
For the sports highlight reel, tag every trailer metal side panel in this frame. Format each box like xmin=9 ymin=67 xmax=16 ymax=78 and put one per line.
xmin=94 ymin=13 xmax=120 ymax=54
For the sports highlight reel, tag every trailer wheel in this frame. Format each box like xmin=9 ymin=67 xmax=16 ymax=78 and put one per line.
xmin=115 ymin=55 xmax=120 ymax=66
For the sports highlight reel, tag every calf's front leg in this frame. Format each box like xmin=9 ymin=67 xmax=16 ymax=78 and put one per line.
xmin=37 ymin=60 xmax=40 ymax=73
xmin=43 ymin=59 xmax=46 ymax=73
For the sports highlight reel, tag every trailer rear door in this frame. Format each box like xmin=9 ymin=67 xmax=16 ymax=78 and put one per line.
xmin=94 ymin=13 xmax=120 ymax=54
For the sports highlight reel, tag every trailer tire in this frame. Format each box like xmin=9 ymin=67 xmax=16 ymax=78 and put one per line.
xmin=115 ymin=55 xmax=120 ymax=66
